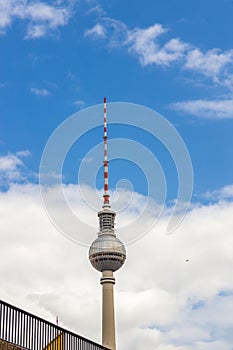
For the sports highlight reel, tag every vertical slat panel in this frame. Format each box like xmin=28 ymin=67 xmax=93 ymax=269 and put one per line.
xmin=25 ymin=311 xmax=28 ymax=348
xmin=15 ymin=309 xmax=18 ymax=345
xmin=1 ymin=303 xmax=5 ymax=340
xmin=4 ymin=304 xmax=7 ymax=340
xmin=28 ymin=314 xmax=32 ymax=349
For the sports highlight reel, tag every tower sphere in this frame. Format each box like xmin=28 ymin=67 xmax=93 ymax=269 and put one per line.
xmin=89 ymin=234 xmax=126 ymax=272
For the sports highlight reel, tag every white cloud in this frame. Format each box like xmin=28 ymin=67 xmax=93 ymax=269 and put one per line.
xmin=84 ymin=23 xmax=106 ymax=38
xmin=1 ymin=179 xmax=233 ymax=349
xmin=203 ymin=184 xmax=233 ymax=201
xmin=0 ymin=153 xmax=23 ymax=172
xmin=0 ymin=151 xmax=34 ymax=185
xmin=127 ymin=26 xmax=189 ymax=66
xmin=85 ymin=20 xmax=189 ymax=66
xmin=220 ymin=74 xmax=233 ymax=91
xmin=86 ymin=4 xmax=105 ymax=16
xmin=31 ymin=87 xmax=51 ymax=96
xmin=16 ymin=149 xmax=31 ymax=157
xmin=89 ymin=21 xmax=233 ymax=117
xmin=171 ymin=99 xmax=233 ymax=119
xmin=0 ymin=0 xmax=12 ymax=30
xmin=26 ymin=23 xmax=47 ymax=39
xmin=185 ymin=48 xmax=233 ymax=80
xmin=73 ymin=99 xmax=85 ymax=107
xmin=85 ymin=19 xmax=233 ymax=86
xmin=0 ymin=0 xmax=71 ymax=39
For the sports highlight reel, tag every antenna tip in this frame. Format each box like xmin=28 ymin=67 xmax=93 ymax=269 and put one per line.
xmin=104 ymin=97 xmax=106 ymax=103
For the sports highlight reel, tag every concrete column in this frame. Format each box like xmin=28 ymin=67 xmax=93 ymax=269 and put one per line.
xmin=100 ymin=270 xmax=116 ymax=350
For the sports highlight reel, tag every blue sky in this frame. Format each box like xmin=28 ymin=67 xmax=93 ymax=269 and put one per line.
xmin=1 ymin=1 xmax=233 ymax=350
xmin=1 ymin=0 xmax=233 ymax=197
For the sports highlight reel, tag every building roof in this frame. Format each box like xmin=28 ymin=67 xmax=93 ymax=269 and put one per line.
xmin=0 ymin=339 xmax=25 ymax=350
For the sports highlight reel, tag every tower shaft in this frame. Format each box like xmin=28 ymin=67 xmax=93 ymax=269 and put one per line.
xmin=101 ymin=270 xmax=116 ymax=350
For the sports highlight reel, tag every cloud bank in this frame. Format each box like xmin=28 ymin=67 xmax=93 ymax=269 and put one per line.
xmin=1 ymin=172 xmax=233 ymax=349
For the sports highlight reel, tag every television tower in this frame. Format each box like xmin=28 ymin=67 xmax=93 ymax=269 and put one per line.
xmin=89 ymin=97 xmax=126 ymax=350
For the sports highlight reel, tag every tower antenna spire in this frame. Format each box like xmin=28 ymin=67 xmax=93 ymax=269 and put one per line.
xmin=103 ymin=97 xmax=110 ymax=208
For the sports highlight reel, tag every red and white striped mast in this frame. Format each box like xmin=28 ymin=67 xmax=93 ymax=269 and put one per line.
xmin=103 ymin=97 xmax=110 ymax=208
